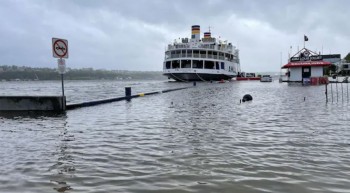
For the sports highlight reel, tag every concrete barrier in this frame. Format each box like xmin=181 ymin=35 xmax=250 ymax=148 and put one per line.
xmin=0 ymin=96 xmax=65 ymax=111
xmin=66 ymin=86 xmax=191 ymax=110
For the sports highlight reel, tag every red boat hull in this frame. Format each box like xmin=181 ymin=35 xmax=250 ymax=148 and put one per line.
xmin=236 ymin=77 xmax=261 ymax=81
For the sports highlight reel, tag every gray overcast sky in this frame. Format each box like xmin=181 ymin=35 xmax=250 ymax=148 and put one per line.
xmin=1 ymin=0 xmax=349 ymax=72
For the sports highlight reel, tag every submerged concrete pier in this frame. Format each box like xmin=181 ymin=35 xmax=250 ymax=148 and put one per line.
xmin=66 ymin=86 xmax=191 ymax=110
xmin=0 ymin=96 xmax=65 ymax=111
xmin=0 ymin=86 xmax=193 ymax=112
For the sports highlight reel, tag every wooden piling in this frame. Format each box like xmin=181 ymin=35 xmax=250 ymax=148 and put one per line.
xmin=325 ymin=84 xmax=328 ymax=103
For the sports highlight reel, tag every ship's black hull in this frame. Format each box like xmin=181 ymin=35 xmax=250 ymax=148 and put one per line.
xmin=163 ymin=73 xmax=234 ymax=81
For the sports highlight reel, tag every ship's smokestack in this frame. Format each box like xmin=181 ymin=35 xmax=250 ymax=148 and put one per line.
xmin=191 ymin=25 xmax=200 ymax=40
xmin=204 ymin=32 xmax=211 ymax=38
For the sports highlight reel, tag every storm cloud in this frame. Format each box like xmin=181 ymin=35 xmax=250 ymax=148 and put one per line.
xmin=0 ymin=0 xmax=349 ymax=72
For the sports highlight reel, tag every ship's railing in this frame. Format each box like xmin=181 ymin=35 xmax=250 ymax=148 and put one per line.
xmin=166 ymin=54 xmax=238 ymax=62
xmin=167 ymin=45 xmax=232 ymax=52
xmin=171 ymin=54 xmax=180 ymax=58
xmin=168 ymin=45 xmax=190 ymax=50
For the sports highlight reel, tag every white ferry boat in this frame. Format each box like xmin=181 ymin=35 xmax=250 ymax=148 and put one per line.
xmin=163 ymin=25 xmax=241 ymax=81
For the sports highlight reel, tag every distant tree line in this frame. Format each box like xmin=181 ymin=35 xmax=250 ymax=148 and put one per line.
xmin=0 ymin=65 xmax=165 ymax=81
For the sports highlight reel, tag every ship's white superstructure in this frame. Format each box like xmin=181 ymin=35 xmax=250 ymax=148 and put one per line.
xmin=163 ymin=25 xmax=241 ymax=81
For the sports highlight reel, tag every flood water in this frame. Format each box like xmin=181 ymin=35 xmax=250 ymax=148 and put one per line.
xmin=1 ymin=80 xmax=350 ymax=193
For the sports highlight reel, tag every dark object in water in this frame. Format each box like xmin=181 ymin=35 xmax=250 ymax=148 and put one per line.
xmin=242 ymin=94 xmax=253 ymax=102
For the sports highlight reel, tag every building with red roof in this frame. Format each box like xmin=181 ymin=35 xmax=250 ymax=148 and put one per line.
xmin=282 ymin=48 xmax=335 ymax=84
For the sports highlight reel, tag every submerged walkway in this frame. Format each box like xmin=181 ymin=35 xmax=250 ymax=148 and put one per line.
xmin=66 ymin=86 xmax=192 ymax=110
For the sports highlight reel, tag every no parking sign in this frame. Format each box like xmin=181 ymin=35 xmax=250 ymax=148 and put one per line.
xmin=52 ymin=37 xmax=68 ymax=110
xmin=52 ymin=38 xmax=69 ymax=58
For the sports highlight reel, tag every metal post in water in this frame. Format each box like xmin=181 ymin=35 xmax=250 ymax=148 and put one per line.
xmin=336 ymin=82 xmax=338 ymax=103
xmin=325 ymin=83 xmax=328 ymax=103
xmin=331 ymin=83 xmax=333 ymax=103
xmin=341 ymin=83 xmax=344 ymax=103
xmin=61 ymin=74 xmax=65 ymax=110
xmin=57 ymin=57 xmax=66 ymax=111
xmin=125 ymin=87 xmax=131 ymax=97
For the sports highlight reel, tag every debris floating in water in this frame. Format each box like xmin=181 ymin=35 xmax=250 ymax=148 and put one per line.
xmin=242 ymin=94 xmax=253 ymax=102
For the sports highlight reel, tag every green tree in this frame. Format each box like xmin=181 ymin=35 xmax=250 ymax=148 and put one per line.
xmin=328 ymin=64 xmax=337 ymax=74
xmin=345 ymin=52 xmax=350 ymax=63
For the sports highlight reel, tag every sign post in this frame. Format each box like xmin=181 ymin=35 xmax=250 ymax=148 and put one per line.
xmin=52 ymin=38 xmax=69 ymax=110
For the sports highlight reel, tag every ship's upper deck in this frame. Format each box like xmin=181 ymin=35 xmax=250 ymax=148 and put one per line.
xmin=164 ymin=25 xmax=240 ymax=63
xmin=167 ymin=38 xmax=236 ymax=54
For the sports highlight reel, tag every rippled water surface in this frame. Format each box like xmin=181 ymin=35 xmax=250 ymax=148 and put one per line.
xmin=1 ymin=80 xmax=350 ymax=193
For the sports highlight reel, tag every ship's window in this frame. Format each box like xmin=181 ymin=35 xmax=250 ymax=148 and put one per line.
xmin=199 ymin=60 xmax=204 ymax=68
xmin=219 ymin=52 xmax=224 ymax=60
xmin=204 ymin=61 xmax=215 ymax=69
xmin=208 ymin=51 xmax=213 ymax=59
xmin=172 ymin=50 xmax=180 ymax=58
xmin=181 ymin=60 xmax=191 ymax=68
xmin=165 ymin=51 xmax=170 ymax=59
xmin=221 ymin=62 xmax=225 ymax=69
xmin=181 ymin=50 xmax=186 ymax=57
xmin=170 ymin=51 xmax=175 ymax=58
xmin=166 ymin=61 xmax=171 ymax=69
xmin=193 ymin=60 xmax=203 ymax=69
xmin=172 ymin=60 xmax=180 ymax=68
xmin=216 ymin=62 xmax=220 ymax=69
xmin=187 ymin=49 xmax=192 ymax=57
xmin=213 ymin=52 xmax=218 ymax=59
xmin=193 ymin=50 xmax=200 ymax=58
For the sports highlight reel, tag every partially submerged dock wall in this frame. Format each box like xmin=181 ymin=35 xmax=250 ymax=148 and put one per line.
xmin=0 ymin=96 xmax=65 ymax=111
